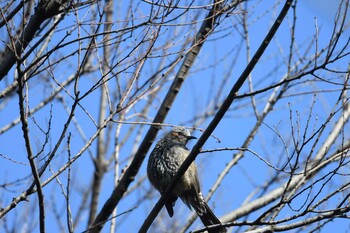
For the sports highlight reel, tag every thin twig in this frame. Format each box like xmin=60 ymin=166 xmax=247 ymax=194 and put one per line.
xmin=17 ymin=65 xmax=46 ymax=232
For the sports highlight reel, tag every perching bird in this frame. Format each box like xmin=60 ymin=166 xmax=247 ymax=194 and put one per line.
xmin=147 ymin=126 xmax=226 ymax=233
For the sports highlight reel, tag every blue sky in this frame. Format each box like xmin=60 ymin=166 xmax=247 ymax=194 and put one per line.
xmin=0 ymin=0 xmax=349 ymax=232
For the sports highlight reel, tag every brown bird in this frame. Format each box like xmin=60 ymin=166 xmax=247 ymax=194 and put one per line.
xmin=147 ymin=126 xmax=226 ymax=233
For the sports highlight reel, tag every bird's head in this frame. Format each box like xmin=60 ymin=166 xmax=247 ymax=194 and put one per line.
xmin=166 ymin=126 xmax=197 ymax=144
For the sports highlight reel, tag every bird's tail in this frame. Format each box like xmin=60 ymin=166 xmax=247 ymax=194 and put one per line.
xmin=198 ymin=202 xmax=227 ymax=233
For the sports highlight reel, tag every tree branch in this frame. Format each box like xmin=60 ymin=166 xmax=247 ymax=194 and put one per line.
xmin=140 ymin=0 xmax=294 ymax=232
xmin=0 ymin=0 xmax=68 ymax=81
xmin=17 ymin=66 xmax=45 ymax=232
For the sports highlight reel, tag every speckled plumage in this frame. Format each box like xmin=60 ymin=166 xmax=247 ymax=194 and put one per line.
xmin=147 ymin=127 xmax=226 ymax=233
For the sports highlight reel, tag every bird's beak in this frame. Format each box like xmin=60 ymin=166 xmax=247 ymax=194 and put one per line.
xmin=187 ymin=136 xmax=197 ymax=140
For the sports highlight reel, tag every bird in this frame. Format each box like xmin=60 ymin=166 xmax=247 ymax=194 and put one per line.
xmin=147 ymin=126 xmax=227 ymax=233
